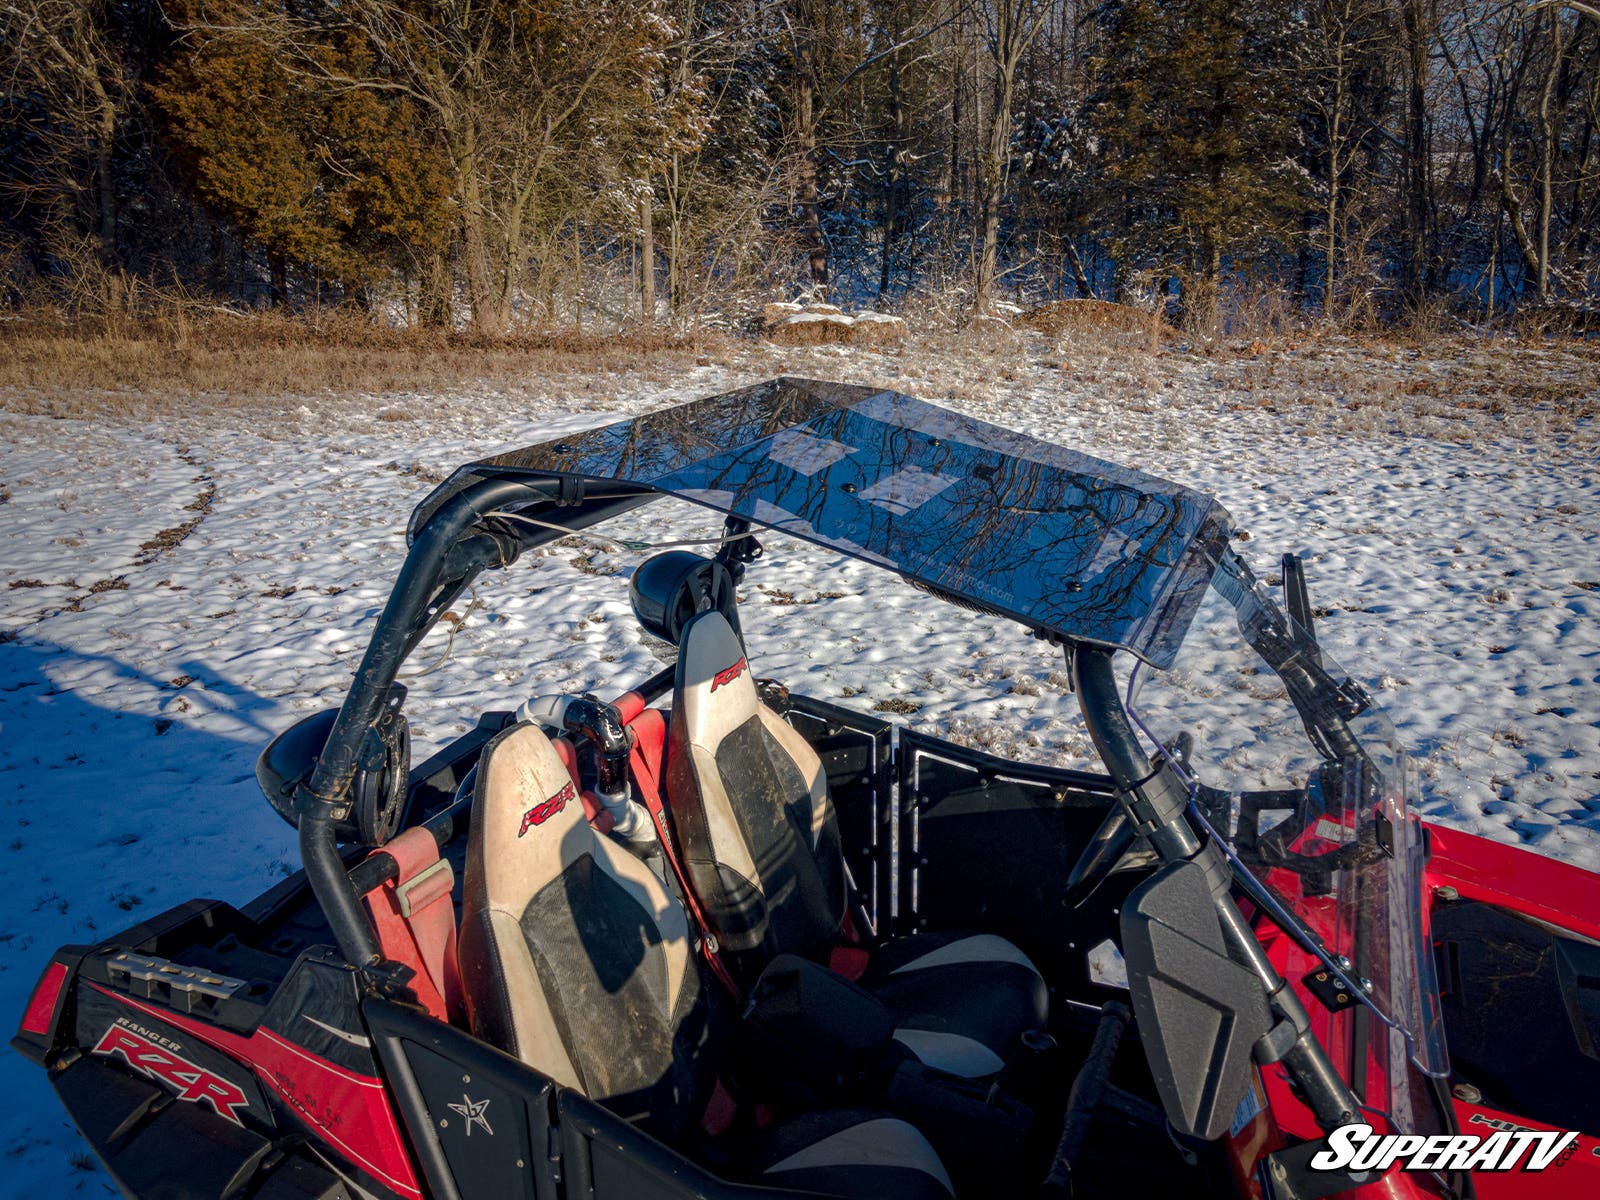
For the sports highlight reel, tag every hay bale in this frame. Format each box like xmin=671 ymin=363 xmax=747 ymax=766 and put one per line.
xmin=759 ymin=301 xmax=804 ymax=330
xmin=845 ymin=311 xmax=907 ymax=347
xmin=767 ymin=310 xmax=855 ymax=345
xmin=1022 ymin=298 xmax=1168 ymax=349
xmin=760 ymin=302 xmax=905 ymax=347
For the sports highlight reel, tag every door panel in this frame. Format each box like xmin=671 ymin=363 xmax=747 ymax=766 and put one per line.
xmin=899 ymin=731 xmax=1141 ymax=996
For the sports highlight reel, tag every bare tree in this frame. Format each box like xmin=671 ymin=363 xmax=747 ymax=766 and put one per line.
xmin=181 ymin=0 xmax=689 ymax=333
xmin=0 ymin=1 xmax=133 ymax=260
xmin=973 ymin=0 xmax=1046 ymax=312
xmin=1307 ymin=0 xmax=1394 ymax=317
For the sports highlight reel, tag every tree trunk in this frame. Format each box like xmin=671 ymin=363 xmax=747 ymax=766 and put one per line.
xmin=418 ymin=250 xmax=453 ymax=328
xmin=1535 ymin=10 xmax=1565 ymax=302
xmin=455 ymin=125 xmax=505 ymax=334
xmin=941 ymin=25 xmax=961 ymax=212
xmin=1324 ymin=27 xmax=1345 ymax=316
xmin=640 ymin=187 xmax=656 ymax=323
xmin=268 ymin=253 xmax=288 ymax=308
xmin=976 ymin=1 xmax=1042 ymax=315
xmin=666 ymin=154 xmax=683 ymax=313
xmin=796 ymin=68 xmax=829 ymax=296
xmin=1064 ymin=239 xmax=1092 ymax=298
xmin=976 ymin=9 xmax=1020 ymax=314
xmin=571 ymin=225 xmax=583 ymax=332
xmin=1400 ymin=0 xmax=1434 ymax=303
xmin=94 ymin=107 xmax=116 ymax=262
xmin=461 ymin=207 xmax=500 ymax=332
xmin=879 ymin=48 xmax=905 ymax=301
xmin=975 ymin=78 xmax=1005 ymax=311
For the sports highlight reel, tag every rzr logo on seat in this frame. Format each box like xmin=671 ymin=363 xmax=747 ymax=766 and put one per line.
xmin=520 ymin=782 xmax=574 ymax=836
xmin=93 ymin=1022 xmax=249 ymax=1126
xmin=711 ymin=657 xmax=748 ymax=692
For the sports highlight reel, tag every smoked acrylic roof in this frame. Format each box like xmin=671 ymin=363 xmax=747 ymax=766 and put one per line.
xmin=414 ymin=378 xmax=1234 ymax=667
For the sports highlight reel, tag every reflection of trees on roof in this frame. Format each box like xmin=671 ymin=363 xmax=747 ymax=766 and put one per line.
xmin=449 ymin=379 xmax=1232 ymax=665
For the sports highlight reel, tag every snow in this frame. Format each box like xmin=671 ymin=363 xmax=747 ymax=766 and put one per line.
xmin=1 ymin=335 xmax=1596 ymax=1192
xmin=781 ymin=310 xmax=855 ymax=326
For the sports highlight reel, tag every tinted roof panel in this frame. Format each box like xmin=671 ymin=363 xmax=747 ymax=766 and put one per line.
xmin=415 ymin=378 xmax=1232 ymax=667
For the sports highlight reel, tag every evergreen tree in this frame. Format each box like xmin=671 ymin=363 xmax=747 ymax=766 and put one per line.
xmin=155 ymin=6 xmax=454 ymax=307
xmin=1086 ymin=0 xmax=1307 ymax=327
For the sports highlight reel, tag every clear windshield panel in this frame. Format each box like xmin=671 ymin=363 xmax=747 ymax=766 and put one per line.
xmin=1126 ymin=551 xmax=1448 ymax=1081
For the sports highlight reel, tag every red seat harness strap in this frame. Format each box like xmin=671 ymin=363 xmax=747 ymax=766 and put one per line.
xmin=361 ymin=826 xmax=463 ymax=1024
xmin=614 ymin=692 xmax=742 ymax=1001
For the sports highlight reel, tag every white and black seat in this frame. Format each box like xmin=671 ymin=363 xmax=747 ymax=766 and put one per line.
xmin=664 ymin=609 xmax=1049 ymax=1081
xmin=458 ymin=719 xmax=716 ymax=1140
xmin=458 ymin=721 xmax=955 ymax=1198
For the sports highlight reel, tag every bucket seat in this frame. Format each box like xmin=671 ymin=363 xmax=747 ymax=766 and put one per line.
xmin=458 ymin=721 xmax=956 ymax=1198
xmin=663 ymin=608 xmax=1049 ymax=1081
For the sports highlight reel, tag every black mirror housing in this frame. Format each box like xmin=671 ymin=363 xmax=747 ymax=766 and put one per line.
xmin=1119 ymin=860 xmax=1273 ymax=1142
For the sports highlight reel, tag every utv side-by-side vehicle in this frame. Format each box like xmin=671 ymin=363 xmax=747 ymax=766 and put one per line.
xmin=14 ymin=379 xmax=1599 ymax=1200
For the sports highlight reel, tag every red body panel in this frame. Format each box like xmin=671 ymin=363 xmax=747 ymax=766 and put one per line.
xmin=87 ymin=983 xmax=421 ymax=1200
xmin=1425 ymin=826 xmax=1600 ymax=944
xmin=1222 ymin=823 xmax=1600 ymax=1200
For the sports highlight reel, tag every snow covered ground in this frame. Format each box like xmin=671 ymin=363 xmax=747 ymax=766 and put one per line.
xmin=1 ymin=332 xmax=1596 ymax=1194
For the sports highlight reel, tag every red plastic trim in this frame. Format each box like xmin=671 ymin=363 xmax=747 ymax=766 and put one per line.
xmin=20 ymin=961 xmax=67 ymax=1036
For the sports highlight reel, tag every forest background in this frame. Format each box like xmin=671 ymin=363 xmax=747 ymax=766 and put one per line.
xmin=2 ymin=0 xmax=1598 ymax=346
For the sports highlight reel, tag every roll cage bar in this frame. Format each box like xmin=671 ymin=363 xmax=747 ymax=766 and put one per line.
xmin=292 ymin=469 xmax=1363 ymax=1139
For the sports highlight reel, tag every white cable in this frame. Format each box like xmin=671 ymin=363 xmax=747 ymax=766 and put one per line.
xmin=494 ymin=509 xmax=760 ymax=554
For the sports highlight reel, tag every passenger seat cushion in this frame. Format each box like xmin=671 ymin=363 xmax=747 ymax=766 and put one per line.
xmin=864 ymin=932 xmax=1049 ymax=1079
xmin=667 ymin=610 xmax=843 ymax=958
xmin=758 ymin=1110 xmax=954 ymax=1199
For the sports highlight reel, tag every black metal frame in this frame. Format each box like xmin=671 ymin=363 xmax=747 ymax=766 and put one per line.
xmin=292 ymin=474 xmax=655 ymax=967
xmin=1070 ymin=645 xmax=1363 ymax=1135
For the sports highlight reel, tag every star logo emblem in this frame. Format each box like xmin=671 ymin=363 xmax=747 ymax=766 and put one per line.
xmin=447 ymin=1093 xmax=494 ymax=1137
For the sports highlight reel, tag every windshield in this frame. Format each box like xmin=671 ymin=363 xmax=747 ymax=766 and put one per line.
xmin=1126 ymin=549 xmax=1448 ymax=1087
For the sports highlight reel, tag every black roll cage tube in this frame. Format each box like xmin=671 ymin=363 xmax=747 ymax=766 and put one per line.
xmin=1071 ymin=644 xmax=1364 ymax=1136
xmin=293 ymin=471 xmax=655 ymax=968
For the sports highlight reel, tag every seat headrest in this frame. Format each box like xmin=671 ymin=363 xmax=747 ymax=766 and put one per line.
xmin=675 ymin=610 xmax=758 ymax=736
xmin=472 ymin=722 xmax=587 ymax=903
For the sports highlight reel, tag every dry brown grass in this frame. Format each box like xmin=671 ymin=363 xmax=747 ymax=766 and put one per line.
xmin=0 ymin=309 xmax=735 ymax=417
xmin=2 ymin=305 xmax=1594 ymax=450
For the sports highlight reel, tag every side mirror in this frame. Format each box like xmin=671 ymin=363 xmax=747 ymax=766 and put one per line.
xmin=1120 ymin=861 xmax=1272 ymax=1141
xmin=256 ymin=687 xmax=409 ymax=847
xmin=257 ymin=709 xmax=339 ymax=827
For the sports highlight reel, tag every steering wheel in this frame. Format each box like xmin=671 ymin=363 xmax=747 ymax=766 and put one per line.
xmin=1063 ymin=731 xmax=1193 ymax=909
